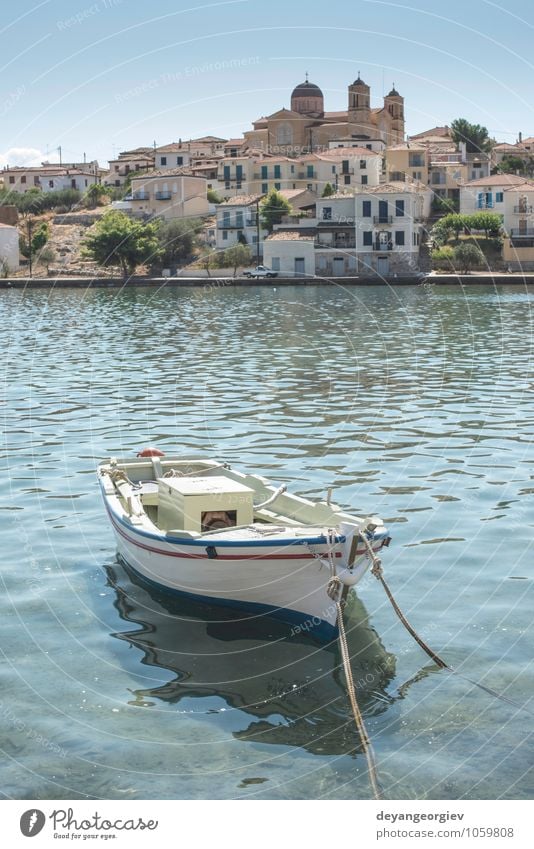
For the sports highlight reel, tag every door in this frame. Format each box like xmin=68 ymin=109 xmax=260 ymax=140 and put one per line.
xmin=294 ymin=258 xmax=306 ymax=277
xmin=377 ymin=257 xmax=389 ymax=276
xmin=333 ymin=257 xmax=345 ymax=276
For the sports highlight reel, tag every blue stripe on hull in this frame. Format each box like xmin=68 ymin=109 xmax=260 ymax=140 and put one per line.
xmin=118 ymin=554 xmax=339 ymax=644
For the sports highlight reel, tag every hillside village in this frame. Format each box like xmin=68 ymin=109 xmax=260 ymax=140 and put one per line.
xmin=2 ymin=74 xmax=534 ymax=279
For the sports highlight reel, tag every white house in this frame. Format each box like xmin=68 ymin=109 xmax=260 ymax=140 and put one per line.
xmin=267 ymin=181 xmax=431 ymax=277
xmin=263 ymin=232 xmax=316 ymax=277
xmin=3 ymin=165 xmax=99 ymax=193
xmin=461 ymin=174 xmax=534 ymax=270
xmin=215 ymin=194 xmax=265 ymax=258
xmin=0 ymin=223 xmax=19 ymax=271
xmin=154 ymin=144 xmax=192 ymax=171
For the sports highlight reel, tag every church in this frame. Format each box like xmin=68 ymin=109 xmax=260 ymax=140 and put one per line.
xmin=244 ymin=74 xmax=405 ymax=154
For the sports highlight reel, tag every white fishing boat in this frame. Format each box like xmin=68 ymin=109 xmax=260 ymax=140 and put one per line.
xmin=98 ymin=449 xmax=391 ymax=641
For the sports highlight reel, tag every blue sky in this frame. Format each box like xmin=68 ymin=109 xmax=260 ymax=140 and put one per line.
xmin=1 ymin=0 xmax=534 ymax=167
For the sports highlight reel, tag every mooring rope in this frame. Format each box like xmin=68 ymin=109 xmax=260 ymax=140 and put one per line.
xmin=324 ymin=529 xmax=384 ymax=800
xmin=359 ymin=531 xmax=534 ymax=718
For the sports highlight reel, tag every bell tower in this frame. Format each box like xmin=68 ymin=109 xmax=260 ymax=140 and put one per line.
xmin=348 ymin=73 xmax=372 ymax=136
xmin=384 ymin=84 xmax=405 ymax=144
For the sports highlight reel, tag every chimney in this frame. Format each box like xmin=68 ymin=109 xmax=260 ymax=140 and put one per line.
xmin=518 ymin=131 xmax=523 ymax=143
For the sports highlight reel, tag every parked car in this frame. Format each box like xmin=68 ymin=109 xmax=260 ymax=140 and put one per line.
xmin=243 ymin=265 xmax=278 ymax=278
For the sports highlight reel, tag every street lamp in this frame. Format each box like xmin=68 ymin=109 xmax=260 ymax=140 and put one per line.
xmin=27 ymin=218 xmax=33 ymax=277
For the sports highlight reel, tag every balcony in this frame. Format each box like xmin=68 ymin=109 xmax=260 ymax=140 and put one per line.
xmin=315 ymin=238 xmax=356 ymax=249
xmin=373 ymin=243 xmax=393 ymax=251
xmin=155 ymin=191 xmax=172 ymax=200
xmin=318 ymin=217 xmax=355 ymax=226
xmin=297 ymin=172 xmax=317 ymax=179
xmin=132 ymin=192 xmax=149 ymax=200
xmin=373 ymin=215 xmax=393 ymax=225
xmin=510 ymin=227 xmax=534 ymax=237
xmin=476 ymin=203 xmax=494 ymax=210
xmin=513 ymin=205 xmax=533 ymax=214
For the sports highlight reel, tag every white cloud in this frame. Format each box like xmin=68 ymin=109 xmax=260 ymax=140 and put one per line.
xmin=0 ymin=147 xmax=45 ymax=168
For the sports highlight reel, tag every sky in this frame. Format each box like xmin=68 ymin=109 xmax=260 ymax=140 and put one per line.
xmin=1 ymin=0 xmax=534 ymax=168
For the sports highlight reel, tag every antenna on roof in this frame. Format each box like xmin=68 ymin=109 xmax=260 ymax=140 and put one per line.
xmin=305 ymin=71 xmax=309 ymax=82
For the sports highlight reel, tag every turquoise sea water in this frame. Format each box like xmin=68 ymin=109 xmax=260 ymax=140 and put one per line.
xmin=1 ymin=282 xmax=533 ymax=800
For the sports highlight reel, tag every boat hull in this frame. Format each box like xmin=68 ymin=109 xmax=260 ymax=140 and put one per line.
xmin=108 ymin=508 xmax=343 ymax=640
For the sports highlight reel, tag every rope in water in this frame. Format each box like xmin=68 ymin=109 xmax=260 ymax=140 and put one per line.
xmin=358 ymin=531 xmax=534 ymax=719
xmin=324 ymin=530 xmax=384 ymax=800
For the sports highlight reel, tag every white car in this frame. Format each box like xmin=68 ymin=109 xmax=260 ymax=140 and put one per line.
xmin=243 ymin=265 xmax=278 ymax=278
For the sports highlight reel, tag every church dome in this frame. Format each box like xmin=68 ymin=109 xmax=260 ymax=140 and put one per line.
xmin=291 ymin=80 xmax=323 ymax=99
xmin=352 ymin=74 xmax=368 ymax=88
xmin=387 ymin=85 xmax=401 ymax=97
xmin=290 ymin=79 xmax=324 ymax=115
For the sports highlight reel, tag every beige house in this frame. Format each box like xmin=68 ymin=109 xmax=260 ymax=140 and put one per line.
xmin=103 ymin=148 xmax=154 ymax=188
xmin=244 ymin=76 xmax=405 ymax=154
xmin=129 ymin=170 xmax=209 ymax=220
xmin=386 ymin=144 xmax=429 ymax=184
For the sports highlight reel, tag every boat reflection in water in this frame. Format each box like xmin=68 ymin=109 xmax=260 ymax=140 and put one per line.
xmin=106 ymin=558 xmax=396 ymax=756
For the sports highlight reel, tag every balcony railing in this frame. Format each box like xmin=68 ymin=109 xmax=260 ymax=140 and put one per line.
xmin=476 ymin=203 xmax=494 ymax=209
xmin=297 ymin=172 xmax=316 ymax=179
xmin=373 ymin=215 xmax=393 ymax=224
xmin=132 ymin=192 xmax=149 ymax=200
xmin=315 ymin=239 xmax=356 ymax=249
xmin=318 ymin=217 xmax=355 ymax=226
xmin=373 ymin=243 xmax=393 ymax=251
xmin=155 ymin=192 xmax=172 ymax=200
xmin=513 ymin=205 xmax=533 ymax=213
xmin=510 ymin=227 xmax=534 ymax=237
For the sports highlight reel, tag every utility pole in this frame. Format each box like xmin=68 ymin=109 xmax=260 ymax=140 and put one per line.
xmin=27 ymin=218 xmax=33 ymax=277
xmin=57 ymin=145 xmax=62 ymax=165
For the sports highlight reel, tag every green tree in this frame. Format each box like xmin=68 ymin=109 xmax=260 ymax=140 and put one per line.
xmin=260 ymin=189 xmax=292 ymax=232
xmin=31 ymin=221 xmax=50 ymax=253
xmin=450 ymin=118 xmax=493 ymax=154
xmin=453 ymin=242 xmax=484 ymax=273
xmin=83 ymin=183 xmax=109 ymax=209
xmin=223 ymin=243 xmax=252 ymax=277
xmin=157 ymin=217 xmax=203 ymax=267
xmin=467 ymin=212 xmax=502 ymax=240
xmin=322 ymin=182 xmax=335 ymax=197
xmin=498 ymin=155 xmax=529 ymax=176
xmin=36 ymin=245 xmax=56 ymax=274
xmin=207 ymin=188 xmax=223 ymax=204
xmin=197 ymin=246 xmax=219 ymax=277
xmin=81 ymin=210 xmax=161 ymax=277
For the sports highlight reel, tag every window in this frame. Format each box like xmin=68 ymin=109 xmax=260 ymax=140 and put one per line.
xmin=344 ymin=175 xmax=351 ymax=185
xmin=274 ymin=165 xmax=281 ymax=179
xmin=114 ymin=165 xmax=119 ymax=171
xmin=222 ymin=212 xmax=230 ymax=227
xmin=395 ymin=230 xmax=405 ymax=245
xmin=21 ymin=176 xmax=26 ymax=183
xmin=409 ymin=154 xmax=424 ymax=167
xmin=360 ymin=160 xmax=366 ymax=169
xmin=362 ymin=200 xmax=371 ymax=217
xmin=395 ymin=200 xmax=405 ymax=217
xmin=49 ymin=180 xmax=54 ymax=188
xmin=322 ymin=207 xmax=332 ymax=220
xmin=276 ymin=123 xmax=292 ymax=146
xmin=225 ymin=181 xmax=231 ymax=189
xmin=262 ymin=183 xmax=268 ymax=193
xmin=236 ymin=182 xmax=242 ymax=190
xmin=177 ymin=156 xmax=183 ymax=165
xmin=223 ymin=166 xmax=230 ymax=180
xmin=85 ymin=179 xmax=88 ymax=187
xmin=366 ymin=144 xmax=372 ymax=150
xmin=363 ymin=231 xmax=373 ymax=246
xmin=412 ymin=171 xmax=421 ymax=180
xmin=9 ymin=176 xmax=14 ymax=184
xmin=115 ymin=180 xmax=120 ymax=187
xmin=307 ymin=165 xmax=314 ymax=178
xmin=34 ymin=177 xmax=39 ymax=185
xmin=290 ymin=165 xmax=295 ymax=174
xmin=271 ymin=257 xmax=280 ymax=271
xmin=361 ymin=175 xmax=368 ymax=185
xmin=332 ymin=165 xmax=336 ymax=174
xmin=261 ymin=165 xmax=268 ymax=179
xmin=496 ymin=192 xmax=503 ymax=203
xmin=161 ymin=156 xmax=167 ymax=165
xmin=252 ymin=235 xmax=257 ymax=243
xmin=222 ymin=231 xmax=228 ymax=240
xmin=274 ymin=182 xmax=281 ymax=190
xmin=236 ymin=212 xmax=244 ymax=227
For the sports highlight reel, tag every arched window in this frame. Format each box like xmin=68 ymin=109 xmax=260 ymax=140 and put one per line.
xmin=277 ymin=123 xmax=293 ymax=146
